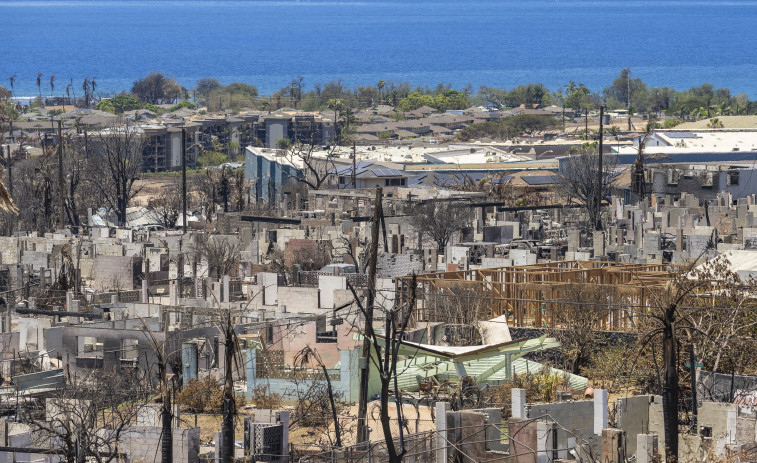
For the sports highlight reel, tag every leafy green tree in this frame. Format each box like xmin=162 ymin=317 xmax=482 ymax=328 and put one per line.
xmin=564 ymin=82 xmax=591 ymax=114
xmin=433 ymin=89 xmax=468 ymax=111
xmin=96 ymin=93 xmax=141 ymax=114
xmin=396 ymin=92 xmax=435 ymax=111
xmin=205 ymin=82 xmax=259 ymax=111
xmin=197 ymin=151 xmax=228 ymax=167
xmin=169 ymin=100 xmax=197 ymax=112
xmin=455 ymin=115 xmax=559 ymax=141
xmin=604 ymin=68 xmax=649 ymax=111
xmin=477 ymin=85 xmax=508 ymax=109
xmin=505 ymin=83 xmax=548 ymax=107
xmin=95 ymin=100 xmax=115 ymax=113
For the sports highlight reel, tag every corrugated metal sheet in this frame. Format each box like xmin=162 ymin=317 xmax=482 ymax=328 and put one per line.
xmin=394 ymin=355 xmax=587 ymax=393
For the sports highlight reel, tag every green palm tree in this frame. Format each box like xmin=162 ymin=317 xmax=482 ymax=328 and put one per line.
xmin=376 ymin=80 xmax=386 ymax=104
xmin=49 ymin=75 xmax=56 ymax=98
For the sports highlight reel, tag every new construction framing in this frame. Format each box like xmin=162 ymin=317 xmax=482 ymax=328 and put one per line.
xmin=396 ymin=261 xmax=675 ymax=331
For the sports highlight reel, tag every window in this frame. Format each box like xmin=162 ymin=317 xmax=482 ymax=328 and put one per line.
xmin=727 ymin=170 xmax=740 ymax=186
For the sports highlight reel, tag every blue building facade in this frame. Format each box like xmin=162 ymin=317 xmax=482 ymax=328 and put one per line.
xmin=244 ymin=147 xmax=303 ymax=203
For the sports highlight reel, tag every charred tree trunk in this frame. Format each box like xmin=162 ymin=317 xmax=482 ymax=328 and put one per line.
xmin=379 ymin=376 xmax=401 ymax=463
xmin=161 ymin=393 xmax=173 ymax=463
xmin=221 ymin=317 xmax=236 ymax=463
xmin=662 ymin=306 xmax=678 ymax=462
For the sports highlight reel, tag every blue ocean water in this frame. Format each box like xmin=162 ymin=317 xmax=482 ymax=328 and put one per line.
xmin=3 ymin=0 xmax=757 ymax=98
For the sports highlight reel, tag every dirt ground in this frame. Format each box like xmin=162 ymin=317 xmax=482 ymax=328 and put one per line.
xmin=184 ymin=400 xmax=437 ymax=448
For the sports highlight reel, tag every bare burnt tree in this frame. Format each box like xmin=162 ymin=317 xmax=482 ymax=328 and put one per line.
xmin=150 ymin=178 xmax=182 ymax=229
xmin=409 ymin=201 xmax=474 ymax=255
xmin=279 ymin=125 xmax=341 ymax=190
xmin=62 ymin=133 xmax=100 ymax=227
xmin=191 ymin=168 xmax=221 ymax=220
xmin=335 ymin=235 xmax=369 ymax=273
xmin=635 ymin=252 xmax=757 ymax=462
xmin=21 ymin=147 xmax=56 ymax=233
xmin=427 ymin=283 xmax=493 ymax=346
xmin=190 ymin=233 xmax=241 ymax=278
xmin=231 ymin=168 xmax=251 ymax=212
xmin=293 ymin=347 xmax=343 ymax=447
xmin=557 ymin=142 xmax=617 ymax=230
xmin=546 ymin=279 xmax=616 ymax=374
xmin=24 ymin=367 xmax=152 ymax=463
xmin=349 ymin=275 xmax=418 ymax=463
xmin=140 ymin=317 xmax=177 ymax=463
xmin=90 ymin=122 xmax=146 ymax=225
xmin=0 ymin=103 xmax=17 ymax=214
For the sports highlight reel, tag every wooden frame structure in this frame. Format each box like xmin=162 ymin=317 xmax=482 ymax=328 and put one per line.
xmin=396 ymin=261 xmax=676 ymax=331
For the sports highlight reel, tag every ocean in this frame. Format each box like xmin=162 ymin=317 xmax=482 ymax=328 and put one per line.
xmin=3 ymin=0 xmax=757 ymax=99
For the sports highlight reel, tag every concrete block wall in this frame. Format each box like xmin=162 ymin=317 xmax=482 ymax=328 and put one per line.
xmin=508 ymin=418 xmax=538 ymax=463
xmin=617 ymin=395 xmax=656 ymax=455
xmin=699 ymin=401 xmax=739 ymax=457
xmin=0 ymin=238 xmax=19 ymax=265
xmin=21 ymin=251 xmax=48 ymax=271
xmin=93 ymin=255 xmax=140 ymax=290
xmin=95 ymin=243 xmax=124 ymax=257
xmin=376 ymin=253 xmax=424 ymax=278
xmin=275 ymin=287 xmax=319 ymax=313
xmin=318 ymin=275 xmax=345 ymax=308
xmin=479 ymin=257 xmax=512 ymax=269
xmin=115 ymin=426 xmax=200 ymax=463
xmin=647 ymin=395 xmax=666 ymax=457
xmin=527 ymin=400 xmax=596 ymax=457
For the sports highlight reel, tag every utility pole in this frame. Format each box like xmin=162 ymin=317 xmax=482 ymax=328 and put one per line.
xmin=181 ymin=127 xmax=187 ymax=234
xmin=57 ymin=120 xmax=65 ymax=228
xmin=356 ymin=186 xmax=382 ymax=444
xmin=596 ymin=105 xmax=605 ymax=231
xmin=5 ymin=145 xmax=11 ymax=199
xmin=352 ymin=142 xmax=357 ymax=189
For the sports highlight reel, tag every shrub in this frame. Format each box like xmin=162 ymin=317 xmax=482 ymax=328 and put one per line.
xmin=176 ymin=376 xmax=223 ymax=413
xmin=249 ymin=384 xmax=282 ymax=409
